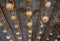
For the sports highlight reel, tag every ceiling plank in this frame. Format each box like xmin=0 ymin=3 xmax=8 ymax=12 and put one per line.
xmin=49 ymin=22 xmax=60 ymax=41
xmin=0 ymin=6 xmax=17 ymax=41
xmin=12 ymin=0 xmax=24 ymax=41
xmin=34 ymin=0 xmax=44 ymax=41
xmin=40 ymin=0 xmax=60 ymax=41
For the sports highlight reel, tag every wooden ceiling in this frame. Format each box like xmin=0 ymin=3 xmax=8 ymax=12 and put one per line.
xmin=0 ymin=0 xmax=60 ymax=41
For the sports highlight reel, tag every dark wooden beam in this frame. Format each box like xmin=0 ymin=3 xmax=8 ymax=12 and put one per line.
xmin=34 ymin=0 xmax=44 ymax=41
xmin=49 ymin=22 xmax=60 ymax=41
xmin=12 ymin=0 xmax=24 ymax=41
xmin=0 ymin=7 xmax=17 ymax=41
xmin=40 ymin=0 xmax=60 ymax=41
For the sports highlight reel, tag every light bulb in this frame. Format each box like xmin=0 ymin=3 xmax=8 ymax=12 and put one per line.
xmin=42 ymin=16 xmax=49 ymax=22
xmin=39 ymin=31 xmax=43 ymax=34
xmin=57 ymin=35 xmax=60 ymax=38
xmin=14 ymin=24 xmax=19 ymax=28
xmin=3 ymin=29 xmax=7 ymax=33
xmin=54 ymin=39 xmax=58 ymax=41
xmin=18 ymin=37 xmax=22 ymax=40
xmin=28 ymin=35 xmax=32 ymax=38
xmin=37 ymin=36 xmax=41 ymax=39
xmin=0 ymin=23 xmax=3 ymax=27
xmin=28 ymin=39 xmax=31 ymax=41
xmin=26 ymin=11 xmax=32 ymax=17
xmin=49 ymin=32 xmax=53 ymax=35
xmin=45 ymin=2 xmax=51 ymax=8
xmin=26 ymin=22 xmax=32 ymax=28
xmin=16 ymin=32 xmax=20 ymax=35
xmin=28 ymin=30 xmax=32 ymax=33
xmin=6 ymin=36 xmax=11 ymax=39
xmin=11 ymin=16 xmax=16 ymax=20
xmin=40 ymin=24 xmax=44 ymax=28
xmin=10 ymin=39 xmax=13 ymax=41
xmin=47 ymin=38 xmax=49 ymax=40
xmin=6 ymin=3 xmax=13 ymax=10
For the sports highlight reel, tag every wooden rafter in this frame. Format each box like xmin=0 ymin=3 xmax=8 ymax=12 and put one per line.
xmin=34 ymin=0 xmax=44 ymax=41
xmin=40 ymin=0 xmax=60 ymax=41
xmin=49 ymin=22 xmax=60 ymax=41
xmin=12 ymin=0 xmax=24 ymax=41
xmin=0 ymin=6 xmax=16 ymax=41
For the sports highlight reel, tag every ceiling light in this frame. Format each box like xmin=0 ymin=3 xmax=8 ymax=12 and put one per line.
xmin=14 ymin=24 xmax=19 ymax=28
xmin=28 ymin=30 xmax=32 ymax=33
xmin=9 ymin=39 xmax=13 ymax=41
xmin=6 ymin=3 xmax=13 ymax=10
xmin=28 ymin=35 xmax=32 ymax=38
xmin=11 ymin=16 xmax=16 ymax=20
xmin=39 ymin=31 xmax=43 ymax=34
xmin=26 ymin=21 xmax=32 ymax=28
xmin=16 ymin=32 xmax=20 ymax=35
xmin=47 ymin=38 xmax=49 ymax=40
xmin=57 ymin=35 xmax=60 ymax=38
xmin=45 ymin=2 xmax=51 ymax=8
xmin=28 ymin=39 xmax=31 ymax=41
xmin=37 ymin=36 xmax=41 ymax=40
xmin=0 ymin=22 xmax=3 ymax=27
xmin=42 ymin=16 xmax=49 ymax=22
xmin=3 ymin=29 xmax=7 ymax=33
xmin=18 ymin=37 xmax=22 ymax=40
xmin=49 ymin=32 xmax=53 ymax=35
xmin=6 ymin=36 xmax=11 ymax=39
xmin=26 ymin=11 xmax=32 ymax=17
xmin=40 ymin=24 xmax=44 ymax=28
xmin=54 ymin=39 xmax=58 ymax=41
